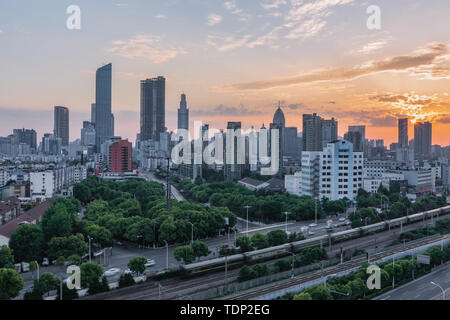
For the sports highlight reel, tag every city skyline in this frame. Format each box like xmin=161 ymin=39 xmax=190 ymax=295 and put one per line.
xmin=0 ymin=0 xmax=449 ymax=146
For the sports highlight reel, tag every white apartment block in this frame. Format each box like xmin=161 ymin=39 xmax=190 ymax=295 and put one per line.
xmin=0 ymin=170 xmax=11 ymax=187
xmin=30 ymin=171 xmax=55 ymax=201
xmin=302 ymin=140 xmax=364 ymax=201
xmin=30 ymin=166 xmax=87 ymax=201
xmin=301 ymin=151 xmax=321 ymax=199
xmin=285 ymin=171 xmax=302 ymax=196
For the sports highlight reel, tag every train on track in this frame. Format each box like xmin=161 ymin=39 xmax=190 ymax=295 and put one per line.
xmin=181 ymin=205 xmax=450 ymax=277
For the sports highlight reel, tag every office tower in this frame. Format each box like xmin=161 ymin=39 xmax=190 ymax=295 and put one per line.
xmin=54 ymin=106 xmax=70 ymax=146
xmin=414 ymin=122 xmax=432 ymax=161
xmin=344 ymin=131 xmax=363 ymax=152
xmin=91 ymin=103 xmax=96 ymax=124
xmin=284 ymin=127 xmax=300 ymax=159
xmin=95 ymin=63 xmax=113 ymax=151
xmin=322 ymin=118 xmax=338 ymax=147
xmin=81 ymin=121 xmax=96 ymax=146
xmin=140 ymin=76 xmax=166 ymax=141
xmin=398 ymin=118 xmax=408 ymax=148
xmin=224 ymin=122 xmax=244 ymax=180
xmin=109 ymin=139 xmax=132 ymax=172
xmin=273 ymin=104 xmax=286 ymax=128
xmin=302 ymin=113 xmax=323 ymax=151
xmin=177 ymin=93 xmax=189 ymax=131
xmin=348 ymin=125 xmax=366 ymax=153
xmin=12 ymin=128 xmax=37 ymax=151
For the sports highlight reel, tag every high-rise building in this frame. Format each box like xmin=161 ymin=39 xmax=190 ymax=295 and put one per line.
xmin=177 ymin=93 xmax=189 ymax=131
xmin=302 ymin=140 xmax=363 ymax=201
xmin=95 ymin=63 xmax=114 ymax=151
xmin=322 ymin=118 xmax=338 ymax=148
xmin=12 ymin=128 xmax=37 ymax=151
xmin=41 ymin=133 xmax=62 ymax=155
xmin=54 ymin=106 xmax=69 ymax=146
xmin=140 ymin=76 xmax=166 ymax=141
xmin=109 ymin=139 xmax=132 ymax=172
xmin=284 ymin=127 xmax=300 ymax=160
xmin=344 ymin=131 xmax=363 ymax=152
xmin=348 ymin=125 xmax=366 ymax=153
xmin=302 ymin=113 xmax=323 ymax=151
xmin=224 ymin=122 xmax=244 ymax=180
xmin=81 ymin=121 xmax=96 ymax=146
xmin=414 ymin=122 xmax=432 ymax=161
xmin=273 ymin=104 xmax=286 ymax=128
xmin=398 ymin=118 xmax=408 ymax=148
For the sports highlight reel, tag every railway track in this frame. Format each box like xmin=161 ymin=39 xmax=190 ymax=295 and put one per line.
xmin=223 ymin=234 xmax=450 ymax=300
xmin=81 ymin=215 xmax=449 ymax=300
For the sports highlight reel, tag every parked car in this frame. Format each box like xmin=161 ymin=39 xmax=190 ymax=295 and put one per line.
xmin=308 ymin=223 xmax=318 ymax=228
xmin=42 ymin=258 xmax=49 ymax=266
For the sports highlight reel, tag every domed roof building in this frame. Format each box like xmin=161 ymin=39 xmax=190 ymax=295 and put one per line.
xmin=273 ymin=104 xmax=285 ymax=128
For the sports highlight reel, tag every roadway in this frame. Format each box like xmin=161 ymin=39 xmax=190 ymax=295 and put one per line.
xmin=373 ymin=263 xmax=450 ymax=300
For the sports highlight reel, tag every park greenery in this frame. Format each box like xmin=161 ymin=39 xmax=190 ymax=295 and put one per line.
xmin=177 ymin=179 xmax=351 ymax=223
xmin=281 ymin=244 xmax=450 ymax=300
xmin=75 ymin=177 xmax=237 ymax=247
xmin=8 ymin=177 xmax=238 ymax=265
xmin=349 ymin=187 xmax=446 ymax=228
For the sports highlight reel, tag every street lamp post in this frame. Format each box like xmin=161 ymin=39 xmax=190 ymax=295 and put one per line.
xmin=88 ymin=236 xmax=92 ymax=263
xmin=152 ymin=220 xmax=157 ymax=249
xmin=283 ymin=212 xmax=290 ymax=234
xmin=430 ymin=282 xmax=446 ymax=300
xmin=189 ymin=222 xmax=194 ymax=245
xmin=163 ymin=240 xmax=169 ymax=270
xmin=314 ymin=198 xmax=318 ymax=225
xmin=244 ymin=205 xmax=251 ymax=235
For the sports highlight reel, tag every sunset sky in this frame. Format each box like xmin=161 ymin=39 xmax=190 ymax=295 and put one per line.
xmin=0 ymin=0 xmax=449 ymax=146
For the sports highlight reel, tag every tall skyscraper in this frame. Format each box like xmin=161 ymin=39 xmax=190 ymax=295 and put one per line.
xmin=302 ymin=113 xmax=323 ymax=151
xmin=414 ymin=122 xmax=432 ymax=161
xmin=140 ymin=76 xmax=166 ymax=141
xmin=54 ymin=106 xmax=69 ymax=146
xmin=177 ymin=93 xmax=189 ymax=130
xmin=398 ymin=118 xmax=409 ymax=148
xmin=95 ymin=63 xmax=113 ymax=151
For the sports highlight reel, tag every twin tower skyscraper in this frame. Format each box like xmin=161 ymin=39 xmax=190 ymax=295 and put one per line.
xmin=93 ymin=63 xmax=188 ymax=149
xmin=140 ymin=76 xmax=189 ymax=142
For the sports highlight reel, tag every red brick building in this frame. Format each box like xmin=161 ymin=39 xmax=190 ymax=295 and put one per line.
xmin=109 ymin=140 xmax=132 ymax=172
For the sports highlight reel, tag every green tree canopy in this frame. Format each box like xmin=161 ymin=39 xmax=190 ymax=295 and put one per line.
xmin=9 ymin=224 xmax=45 ymax=262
